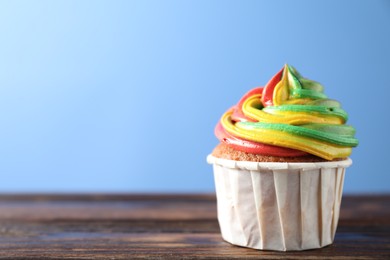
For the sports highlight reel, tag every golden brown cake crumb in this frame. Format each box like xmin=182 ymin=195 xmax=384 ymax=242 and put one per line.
xmin=212 ymin=143 xmax=344 ymax=162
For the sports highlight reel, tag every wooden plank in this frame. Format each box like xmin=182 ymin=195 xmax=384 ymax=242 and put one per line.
xmin=0 ymin=194 xmax=388 ymax=259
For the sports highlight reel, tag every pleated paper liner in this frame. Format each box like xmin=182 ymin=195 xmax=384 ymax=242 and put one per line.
xmin=207 ymin=155 xmax=352 ymax=251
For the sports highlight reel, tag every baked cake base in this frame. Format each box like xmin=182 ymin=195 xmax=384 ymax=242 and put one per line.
xmin=212 ymin=143 xmax=343 ymax=162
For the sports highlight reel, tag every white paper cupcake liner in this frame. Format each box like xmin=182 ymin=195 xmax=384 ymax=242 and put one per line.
xmin=207 ymin=155 xmax=352 ymax=251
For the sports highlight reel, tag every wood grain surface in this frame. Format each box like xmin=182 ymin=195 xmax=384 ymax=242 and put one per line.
xmin=0 ymin=194 xmax=388 ymax=259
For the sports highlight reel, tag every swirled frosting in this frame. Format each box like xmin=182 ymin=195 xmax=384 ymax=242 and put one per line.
xmin=215 ymin=64 xmax=358 ymax=160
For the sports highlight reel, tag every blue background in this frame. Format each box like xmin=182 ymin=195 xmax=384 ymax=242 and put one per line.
xmin=0 ymin=0 xmax=389 ymax=193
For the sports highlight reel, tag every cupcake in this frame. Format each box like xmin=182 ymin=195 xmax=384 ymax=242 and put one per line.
xmin=207 ymin=64 xmax=358 ymax=251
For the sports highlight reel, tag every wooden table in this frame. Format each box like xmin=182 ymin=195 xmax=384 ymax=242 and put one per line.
xmin=0 ymin=194 xmax=388 ymax=259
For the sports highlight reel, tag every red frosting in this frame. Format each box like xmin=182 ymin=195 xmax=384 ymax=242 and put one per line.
xmin=231 ymin=87 xmax=262 ymax=122
xmin=261 ymin=67 xmax=283 ymax=107
xmin=215 ymin=120 xmax=307 ymax=157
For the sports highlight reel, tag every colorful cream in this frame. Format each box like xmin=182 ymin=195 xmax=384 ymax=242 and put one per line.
xmin=215 ymin=64 xmax=358 ymax=160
